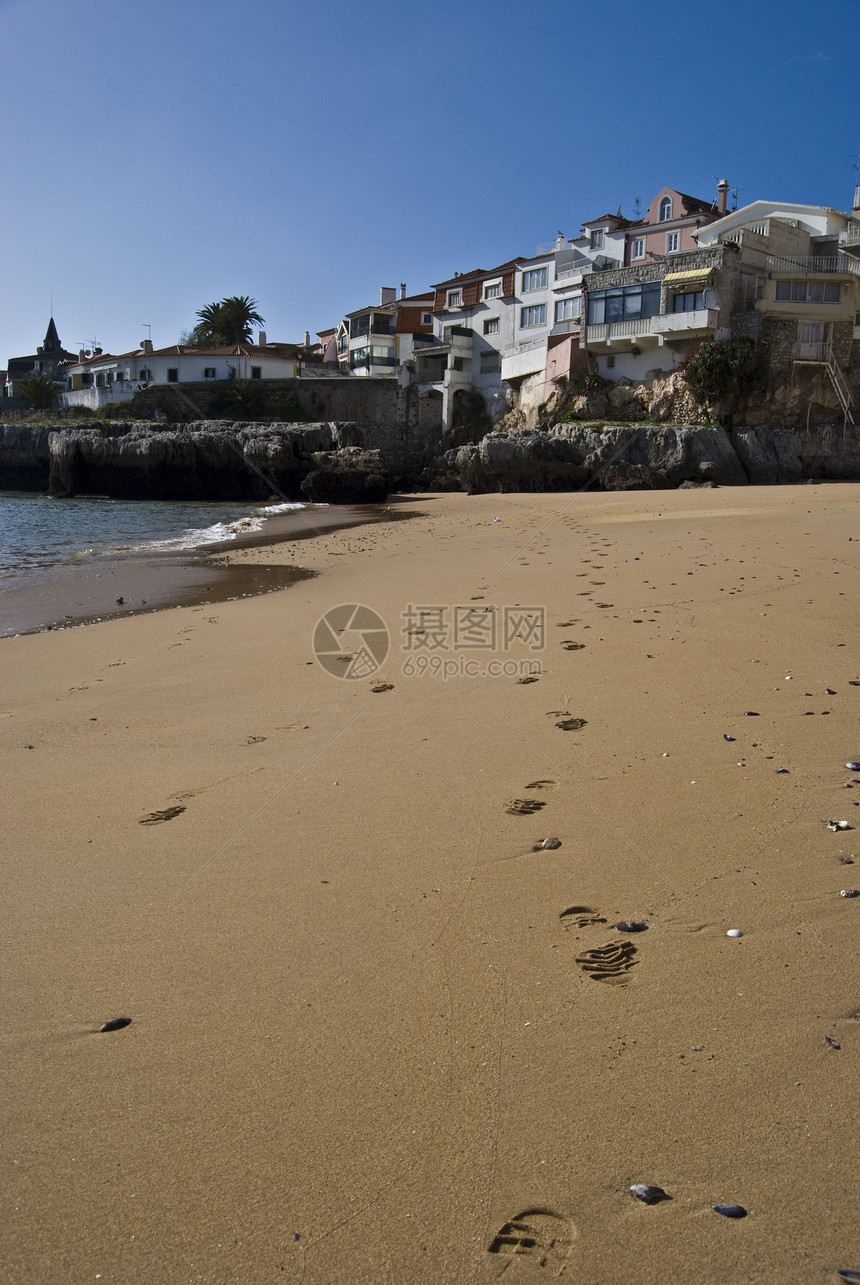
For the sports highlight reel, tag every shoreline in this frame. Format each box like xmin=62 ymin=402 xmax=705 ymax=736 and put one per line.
xmin=0 ymin=500 xmax=412 ymax=638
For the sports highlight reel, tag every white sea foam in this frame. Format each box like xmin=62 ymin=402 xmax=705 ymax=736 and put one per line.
xmin=128 ymin=502 xmax=305 ymax=553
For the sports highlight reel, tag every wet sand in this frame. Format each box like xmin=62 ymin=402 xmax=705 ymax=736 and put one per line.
xmin=2 ymin=484 xmax=859 ymax=1284
xmin=0 ymin=503 xmax=403 ymax=638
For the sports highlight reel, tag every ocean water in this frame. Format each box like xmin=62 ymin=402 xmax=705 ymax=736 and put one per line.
xmin=0 ymin=492 xmax=304 ymax=588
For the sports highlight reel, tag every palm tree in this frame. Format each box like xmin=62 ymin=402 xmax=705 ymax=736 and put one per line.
xmin=191 ymin=296 xmax=265 ymax=346
xmin=19 ymin=371 xmax=62 ymax=409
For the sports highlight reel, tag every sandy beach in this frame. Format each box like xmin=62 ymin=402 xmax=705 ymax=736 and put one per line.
xmin=3 ymin=483 xmax=859 ymax=1284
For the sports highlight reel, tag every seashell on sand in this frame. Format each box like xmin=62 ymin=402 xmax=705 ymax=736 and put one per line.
xmin=713 ymin=1203 xmax=747 ymax=1218
xmin=630 ymin=1184 xmax=669 ymax=1204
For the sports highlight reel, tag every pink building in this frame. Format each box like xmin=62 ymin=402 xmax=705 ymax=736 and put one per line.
xmin=625 ymin=184 xmax=728 ymax=266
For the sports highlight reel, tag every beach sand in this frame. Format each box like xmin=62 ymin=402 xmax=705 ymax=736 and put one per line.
xmin=2 ymin=484 xmax=859 ymax=1284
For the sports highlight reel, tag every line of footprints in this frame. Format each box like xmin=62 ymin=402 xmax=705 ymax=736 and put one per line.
xmin=505 ymin=714 xmax=645 ymax=984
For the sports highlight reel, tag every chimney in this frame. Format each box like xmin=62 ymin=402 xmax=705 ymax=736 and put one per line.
xmin=303 ymin=331 xmax=310 ymax=347
xmin=141 ymin=339 xmax=153 ymax=354
xmin=380 ymin=286 xmax=396 ymax=305
xmin=853 ymin=184 xmax=860 ymax=216
xmin=717 ymin=179 xmax=730 ymax=216
xmin=257 ymin=330 xmax=267 ymax=346
xmin=400 ymin=282 xmax=407 ymax=299
xmin=78 ymin=350 xmax=85 ymax=363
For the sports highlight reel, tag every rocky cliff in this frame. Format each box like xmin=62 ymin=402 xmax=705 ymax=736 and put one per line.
xmin=30 ymin=421 xmax=365 ymax=500
xmin=431 ymin=421 xmax=860 ymax=493
xmin=2 ymin=416 xmax=859 ymax=501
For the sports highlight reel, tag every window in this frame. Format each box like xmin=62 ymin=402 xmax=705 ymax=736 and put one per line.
xmin=251 ymin=366 xmax=262 ymax=379
xmin=775 ymin=280 xmax=841 ymax=303
xmin=350 ymin=346 xmax=370 ymax=368
xmin=484 ymin=281 xmax=501 ymax=299
xmin=555 ymin=298 xmax=581 ymax=323
xmin=798 ymin=322 xmax=823 ymax=344
xmin=632 ymin=237 xmax=645 ymax=260
xmin=138 ymin=368 xmax=151 ymax=381
xmin=587 ymin=283 xmax=661 ymax=325
xmin=167 ymin=368 xmax=178 ymax=382
xmin=672 ymin=291 xmax=705 ymax=312
xmin=666 ymin=232 xmax=680 ymax=253
xmin=204 ymin=367 xmax=216 ymax=379
xmin=480 ymin=351 xmax=501 ymax=373
xmin=589 ymin=229 xmax=604 ymax=250
xmin=95 ymin=373 xmax=105 ymax=387
xmin=520 ymin=304 xmax=546 ymax=328
xmin=447 ymin=289 xmax=462 ymax=307
xmin=421 ymin=313 xmax=432 ymax=324
xmin=483 ymin=317 xmax=499 ymax=335
xmin=352 ymin=314 xmax=370 ymax=335
xmin=522 ymin=267 xmax=547 ymax=292
xmin=659 ymin=196 xmax=673 ymax=222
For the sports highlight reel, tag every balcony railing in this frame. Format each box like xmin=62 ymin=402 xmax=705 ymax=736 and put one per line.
xmin=651 ymin=308 xmax=717 ymax=335
xmin=586 ymin=318 xmax=652 ymax=343
xmin=793 ymin=341 xmax=831 ymax=362
xmin=766 ymin=254 xmax=860 ymax=276
xmin=839 ymin=225 xmax=860 ymax=247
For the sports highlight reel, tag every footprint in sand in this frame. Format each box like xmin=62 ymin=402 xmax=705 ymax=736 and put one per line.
xmin=516 ymin=675 xmax=540 ymax=685
xmin=556 ymin=717 xmax=588 ymax=732
xmin=575 ymin=939 xmax=639 ymax=982
xmin=139 ymin=805 xmax=186 ymax=825
xmin=506 ymin=799 xmax=547 ymax=816
xmin=525 ymin=779 xmax=558 ymax=791
xmin=561 ymin=642 xmax=585 ymax=651
xmin=561 ymin=905 xmax=640 ymax=982
xmin=244 ymin=736 xmax=266 ymax=744
xmin=488 ymin=1208 xmax=575 ymax=1276
xmin=371 ymin=683 xmax=395 ymax=692
xmin=560 ymin=905 xmax=608 ymax=929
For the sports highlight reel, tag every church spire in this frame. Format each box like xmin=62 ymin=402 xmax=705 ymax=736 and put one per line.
xmin=42 ymin=317 xmax=62 ymax=352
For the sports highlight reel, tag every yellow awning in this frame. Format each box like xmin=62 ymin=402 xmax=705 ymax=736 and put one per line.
xmin=663 ymin=268 xmax=713 ymax=286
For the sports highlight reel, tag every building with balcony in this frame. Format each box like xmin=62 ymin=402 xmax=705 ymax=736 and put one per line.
xmin=694 ymin=195 xmax=860 ymax=424
xmin=580 ymin=243 xmax=740 ymax=381
xmin=340 ymin=286 xmax=434 ymax=376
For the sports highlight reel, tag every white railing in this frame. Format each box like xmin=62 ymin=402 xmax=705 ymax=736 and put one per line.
xmin=767 ymin=254 xmax=860 ymax=276
xmin=651 ymin=308 xmax=717 ymax=334
xmin=839 ymin=225 xmax=860 ymax=246
xmin=586 ymin=318 xmax=651 ymax=343
xmin=513 ymin=337 xmax=548 ymax=354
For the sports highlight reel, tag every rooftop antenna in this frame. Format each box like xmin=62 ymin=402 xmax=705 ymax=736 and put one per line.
xmin=142 ymin=323 xmax=152 ymax=341
xmin=633 ymin=196 xmax=641 ymax=219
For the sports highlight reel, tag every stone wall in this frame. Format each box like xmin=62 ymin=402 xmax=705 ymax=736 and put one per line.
xmin=124 ymin=376 xmax=446 ymax=464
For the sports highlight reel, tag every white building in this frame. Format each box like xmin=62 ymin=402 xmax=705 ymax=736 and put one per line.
xmin=61 ymin=337 xmax=299 ymax=410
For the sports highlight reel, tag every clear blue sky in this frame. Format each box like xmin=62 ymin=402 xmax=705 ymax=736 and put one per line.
xmin=2 ymin=0 xmax=859 ymax=366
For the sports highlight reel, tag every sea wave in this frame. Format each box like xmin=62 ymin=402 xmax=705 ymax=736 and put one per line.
xmin=124 ymin=501 xmax=305 ymax=554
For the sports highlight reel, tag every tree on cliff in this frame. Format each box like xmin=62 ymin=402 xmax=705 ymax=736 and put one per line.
xmin=18 ymin=371 xmax=63 ymax=409
xmin=189 ymin=296 xmax=265 ymax=346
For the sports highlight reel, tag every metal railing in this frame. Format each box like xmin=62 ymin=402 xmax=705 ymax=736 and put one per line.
xmin=793 ymin=341 xmax=831 ymax=362
xmin=766 ymin=254 xmax=860 ymax=276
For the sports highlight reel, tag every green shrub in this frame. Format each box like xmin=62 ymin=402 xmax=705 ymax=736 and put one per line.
xmin=683 ymin=337 xmax=767 ymax=404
